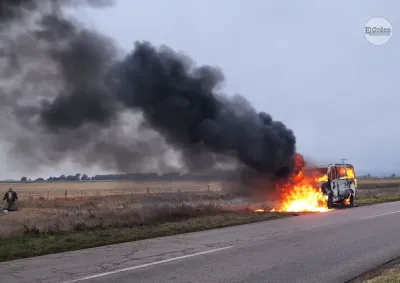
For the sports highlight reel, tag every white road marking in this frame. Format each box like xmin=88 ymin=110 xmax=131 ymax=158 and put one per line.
xmin=362 ymin=210 xmax=400 ymax=219
xmin=60 ymin=246 xmax=233 ymax=283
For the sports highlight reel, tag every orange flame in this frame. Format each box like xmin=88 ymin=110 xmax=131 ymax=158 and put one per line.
xmin=316 ymin=174 xmax=328 ymax=182
xmin=338 ymin=167 xmax=355 ymax=179
xmin=269 ymin=154 xmax=330 ymax=213
xmin=252 ymin=157 xmax=358 ymax=213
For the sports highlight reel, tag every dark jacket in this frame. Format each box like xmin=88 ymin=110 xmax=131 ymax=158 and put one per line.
xmin=3 ymin=191 xmax=18 ymax=202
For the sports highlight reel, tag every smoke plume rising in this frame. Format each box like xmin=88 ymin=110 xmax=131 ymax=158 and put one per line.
xmin=0 ymin=0 xmax=297 ymax=187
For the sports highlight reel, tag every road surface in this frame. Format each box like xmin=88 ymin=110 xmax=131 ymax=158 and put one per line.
xmin=1 ymin=201 xmax=400 ymax=283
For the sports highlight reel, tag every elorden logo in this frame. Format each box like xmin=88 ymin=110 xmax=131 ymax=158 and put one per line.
xmin=364 ymin=17 xmax=392 ymax=45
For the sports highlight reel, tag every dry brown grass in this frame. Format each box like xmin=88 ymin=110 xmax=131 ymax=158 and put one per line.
xmin=358 ymin=181 xmax=400 ymax=191
xmin=358 ymin=178 xmax=400 ymax=184
xmin=0 ymin=209 xmax=289 ymax=262
xmin=0 ymin=190 xmax=290 ymax=261
xmin=363 ymin=265 xmax=400 ymax=283
xmin=1 ymin=178 xmax=400 ymax=262
xmin=1 ymin=178 xmax=399 ymax=200
xmin=1 ymin=178 xmax=400 ymax=237
xmin=0 ymin=180 xmax=225 ymax=199
xmin=0 ymin=191 xmax=239 ymax=237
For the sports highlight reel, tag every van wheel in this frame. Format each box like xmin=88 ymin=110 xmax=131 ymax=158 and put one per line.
xmin=327 ymin=194 xmax=333 ymax=209
xmin=349 ymin=193 xmax=354 ymax=206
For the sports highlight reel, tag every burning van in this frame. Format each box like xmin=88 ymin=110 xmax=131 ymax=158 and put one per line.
xmin=316 ymin=163 xmax=357 ymax=209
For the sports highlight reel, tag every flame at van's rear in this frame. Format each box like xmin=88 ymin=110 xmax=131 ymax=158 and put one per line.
xmin=268 ymin=154 xmax=330 ymax=213
xmin=339 ymin=167 xmax=355 ymax=179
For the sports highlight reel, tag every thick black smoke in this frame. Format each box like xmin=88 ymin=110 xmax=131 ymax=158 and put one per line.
xmin=110 ymin=42 xmax=297 ymax=176
xmin=0 ymin=0 xmax=297 ymax=180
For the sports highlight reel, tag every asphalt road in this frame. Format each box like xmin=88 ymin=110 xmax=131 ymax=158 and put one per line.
xmin=1 ymin=201 xmax=400 ymax=283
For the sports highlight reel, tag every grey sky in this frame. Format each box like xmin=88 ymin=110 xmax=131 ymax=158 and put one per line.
xmin=1 ymin=0 xmax=399 ymax=179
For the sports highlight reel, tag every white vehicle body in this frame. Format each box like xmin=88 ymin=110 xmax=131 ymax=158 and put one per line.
xmin=316 ymin=163 xmax=357 ymax=208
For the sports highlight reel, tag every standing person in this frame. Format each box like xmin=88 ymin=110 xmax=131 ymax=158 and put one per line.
xmin=3 ymin=188 xmax=18 ymax=211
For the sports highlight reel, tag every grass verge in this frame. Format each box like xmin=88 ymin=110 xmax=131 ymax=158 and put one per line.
xmin=0 ymin=211 xmax=290 ymax=262
xmin=2 ymin=193 xmax=399 ymax=263
xmin=363 ymin=264 xmax=400 ymax=283
xmin=356 ymin=195 xmax=400 ymax=206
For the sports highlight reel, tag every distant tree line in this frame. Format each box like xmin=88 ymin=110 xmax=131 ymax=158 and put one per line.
xmin=19 ymin=171 xmax=239 ymax=182
xmin=17 ymin=172 xmax=399 ymax=183
xmin=359 ymin=173 xmax=397 ymax=178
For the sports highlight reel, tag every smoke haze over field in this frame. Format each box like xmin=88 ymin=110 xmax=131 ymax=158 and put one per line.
xmin=0 ymin=0 xmax=297 ymax=182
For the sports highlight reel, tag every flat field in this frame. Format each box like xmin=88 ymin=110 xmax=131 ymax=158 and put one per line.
xmin=0 ymin=177 xmax=399 ymax=200
xmin=0 ymin=177 xmax=399 ymax=237
xmin=0 ymin=177 xmax=399 ymax=199
xmin=0 ymin=178 xmax=400 ymax=261
xmin=357 ymin=177 xmax=400 ymax=184
xmin=0 ymin=180 xmax=225 ymax=199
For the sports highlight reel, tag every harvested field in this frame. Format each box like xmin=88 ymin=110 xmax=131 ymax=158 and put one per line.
xmin=357 ymin=178 xmax=400 ymax=190
xmin=0 ymin=180 xmax=225 ymax=200
xmin=1 ymin=178 xmax=400 ymax=200
xmin=358 ymin=178 xmax=400 ymax=184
